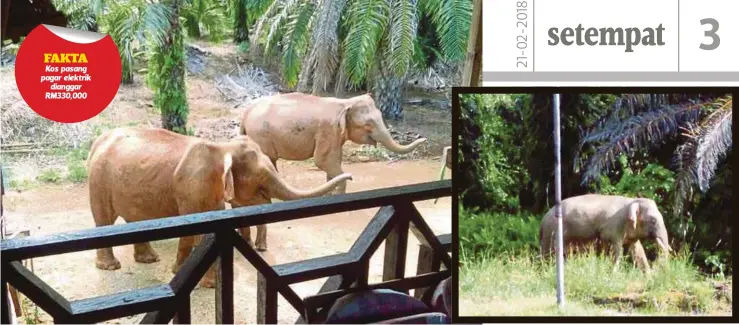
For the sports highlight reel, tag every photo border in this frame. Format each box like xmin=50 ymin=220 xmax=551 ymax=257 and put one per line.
xmin=451 ymin=86 xmax=739 ymax=323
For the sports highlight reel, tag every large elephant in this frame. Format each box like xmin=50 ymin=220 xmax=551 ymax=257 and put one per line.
xmin=240 ymin=92 xmax=427 ymax=195
xmin=239 ymin=93 xmax=426 ymax=250
xmin=87 ymin=127 xmax=351 ymax=287
xmin=539 ymin=194 xmax=672 ymax=272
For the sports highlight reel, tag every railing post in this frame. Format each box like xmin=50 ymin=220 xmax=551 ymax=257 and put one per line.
xmin=382 ymin=212 xmax=409 ymax=291
xmin=2 ymin=277 xmax=11 ymax=324
xmin=215 ymin=232 xmax=234 ymax=324
xmin=257 ymin=272 xmax=277 ymax=324
xmin=413 ymin=243 xmax=440 ymax=300
xmin=173 ymin=295 xmax=191 ymax=324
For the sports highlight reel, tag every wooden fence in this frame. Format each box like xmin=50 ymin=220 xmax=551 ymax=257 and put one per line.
xmin=1 ymin=180 xmax=451 ymax=324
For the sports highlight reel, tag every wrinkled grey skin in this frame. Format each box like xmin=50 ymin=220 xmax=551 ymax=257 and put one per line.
xmin=540 ymin=194 xmax=672 ymax=272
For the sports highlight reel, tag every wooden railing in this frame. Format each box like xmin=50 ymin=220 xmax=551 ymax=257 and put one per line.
xmin=1 ymin=180 xmax=452 ymax=324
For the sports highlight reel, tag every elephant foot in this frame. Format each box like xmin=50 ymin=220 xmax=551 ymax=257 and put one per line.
xmin=95 ymin=258 xmax=121 ymax=270
xmin=199 ymin=277 xmax=216 ymax=288
xmin=134 ymin=251 xmax=160 ymax=264
xmin=256 ymin=241 xmax=268 ymax=252
xmin=171 ymin=262 xmax=184 ymax=274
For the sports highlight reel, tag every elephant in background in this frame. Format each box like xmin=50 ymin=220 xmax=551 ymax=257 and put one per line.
xmin=87 ymin=127 xmax=351 ymax=287
xmin=240 ymin=92 xmax=427 ymax=195
xmin=239 ymin=93 xmax=426 ymax=251
xmin=539 ymin=194 xmax=672 ymax=272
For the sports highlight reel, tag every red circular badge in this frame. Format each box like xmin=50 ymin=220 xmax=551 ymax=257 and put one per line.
xmin=15 ymin=25 xmax=122 ymax=123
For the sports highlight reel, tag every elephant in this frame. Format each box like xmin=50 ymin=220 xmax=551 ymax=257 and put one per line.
xmin=539 ymin=194 xmax=672 ymax=272
xmin=239 ymin=93 xmax=426 ymax=249
xmin=87 ymin=127 xmax=352 ymax=287
xmin=240 ymin=92 xmax=427 ymax=195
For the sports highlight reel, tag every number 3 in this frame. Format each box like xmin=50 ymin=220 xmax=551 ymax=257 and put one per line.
xmin=699 ymin=18 xmax=720 ymax=50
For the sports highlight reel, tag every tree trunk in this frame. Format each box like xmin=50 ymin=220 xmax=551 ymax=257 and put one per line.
xmin=374 ymin=60 xmax=405 ymax=120
xmin=233 ymin=1 xmax=248 ymax=43
xmin=121 ymin=65 xmax=134 ymax=84
xmin=156 ymin=0 xmax=189 ymax=134
xmin=461 ymin=0 xmax=482 ymax=87
xmin=187 ymin=16 xmax=201 ymax=38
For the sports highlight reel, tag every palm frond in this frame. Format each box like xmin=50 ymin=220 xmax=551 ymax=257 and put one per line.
xmin=264 ymin=0 xmax=299 ymax=57
xmin=421 ymin=0 xmax=471 ymax=61
xmin=672 ymin=137 xmax=698 ymax=223
xmin=282 ymin=0 xmax=315 ymax=88
xmin=139 ymin=2 xmax=173 ymax=47
xmin=384 ymin=0 xmax=418 ymax=78
xmin=247 ymin=0 xmax=276 ymax=24
xmin=298 ymin=0 xmax=347 ymax=93
xmin=692 ymin=96 xmax=733 ymax=192
xmin=342 ymin=0 xmax=390 ymax=86
xmin=190 ymin=0 xmax=228 ymax=41
xmin=670 ymin=94 xmax=732 ymax=230
xmin=251 ymin=0 xmax=285 ymax=50
xmin=580 ymin=100 xmax=705 ymax=185
xmin=53 ymin=0 xmax=98 ymax=31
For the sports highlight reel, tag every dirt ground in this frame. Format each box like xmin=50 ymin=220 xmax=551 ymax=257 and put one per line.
xmin=4 ymin=160 xmax=451 ymax=324
xmin=1 ymin=41 xmax=452 ymax=323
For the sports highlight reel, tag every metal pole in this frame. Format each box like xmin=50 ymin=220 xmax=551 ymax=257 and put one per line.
xmin=553 ymin=94 xmax=565 ymax=306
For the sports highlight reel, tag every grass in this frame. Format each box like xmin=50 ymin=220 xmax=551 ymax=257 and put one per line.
xmin=37 ymin=168 xmax=63 ymax=184
xmin=459 ymin=250 xmax=732 ymax=316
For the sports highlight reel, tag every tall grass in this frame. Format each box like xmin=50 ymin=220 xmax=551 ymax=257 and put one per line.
xmin=460 ymin=250 xmax=725 ymax=316
xmin=459 ymin=207 xmax=731 ymax=316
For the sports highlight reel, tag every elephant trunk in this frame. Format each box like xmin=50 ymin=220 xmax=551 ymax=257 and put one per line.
xmin=655 ymin=230 xmax=672 ymax=257
xmin=266 ymin=172 xmax=353 ymax=201
xmin=372 ymin=120 xmax=426 ymax=154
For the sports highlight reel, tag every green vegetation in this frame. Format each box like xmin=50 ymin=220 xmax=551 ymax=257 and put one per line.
xmin=459 ymin=93 xmax=733 ymax=315
xmin=37 ymin=168 xmax=63 ymax=184
xmin=460 ymin=250 xmax=731 ymax=316
xmin=251 ymin=0 xmax=472 ymax=119
xmin=147 ymin=0 xmax=190 ymax=134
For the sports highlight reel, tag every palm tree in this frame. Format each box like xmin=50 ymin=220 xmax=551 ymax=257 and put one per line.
xmin=228 ymin=0 xmax=272 ymax=44
xmin=181 ymin=0 xmax=228 ymax=40
xmin=55 ymin=0 xmax=170 ymax=84
xmin=252 ymin=0 xmax=472 ymax=119
xmin=52 ymin=0 xmax=105 ymax=32
xmin=575 ymin=94 xmax=733 ymax=220
xmin=228 ymin=0 xmax=248 ymax=43
xmin=147 ymin=0 xmax=190 ymax=134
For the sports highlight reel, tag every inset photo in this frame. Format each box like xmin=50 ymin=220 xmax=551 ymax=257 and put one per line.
xmin=456 ymin=89 xmax=733 ymax=317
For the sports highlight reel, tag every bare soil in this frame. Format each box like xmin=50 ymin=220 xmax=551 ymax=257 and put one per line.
xmin=1 ymin=40 xmax=452 ymax=324
xmin=5 ymin=160 xmax=451 ymax=324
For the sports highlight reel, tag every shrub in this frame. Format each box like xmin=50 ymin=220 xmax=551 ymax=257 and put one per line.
xmin=459 ymin=206 xmax=541 ymax=260
xmin=37 ymin=168 xmax=62 ymax=184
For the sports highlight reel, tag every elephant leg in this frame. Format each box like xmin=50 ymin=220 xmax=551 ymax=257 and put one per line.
xmin=255 ymin=225 xmax=268 ymax=251
xmin=231 ymin=201 xmax=257 ymax=248
xmin=91 ymin=201 xmax=121 ymax=270
xmin=314 ymin=135 xmax=346 ymax=195
xmin=628 ymin=240 xmax=652 ymax=273
xmin=171 ymin=234 xmax=217 ymax=288
xmin=172 ymin=235 xmax=195 ymax=274
xmin=174 ymin=199 xmax=223 ymax=288
xmin=193 ymin=234 xmax=217 ymax=288
xmin=133 ymin=242 xmax=160 ymax=264
xmin=238 ymin=227 xmax=254 ymax=247
xmin=609 ymin=239 xmax=624 ymax=271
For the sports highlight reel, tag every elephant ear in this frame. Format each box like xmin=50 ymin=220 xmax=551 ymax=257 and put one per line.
xmin=627 ymin=201 xmax=640 ymax=229
xmin=222 ymin=153 xmax=235 ymax=202
xmin=336 ymin=103 xmax=351 ymax=139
